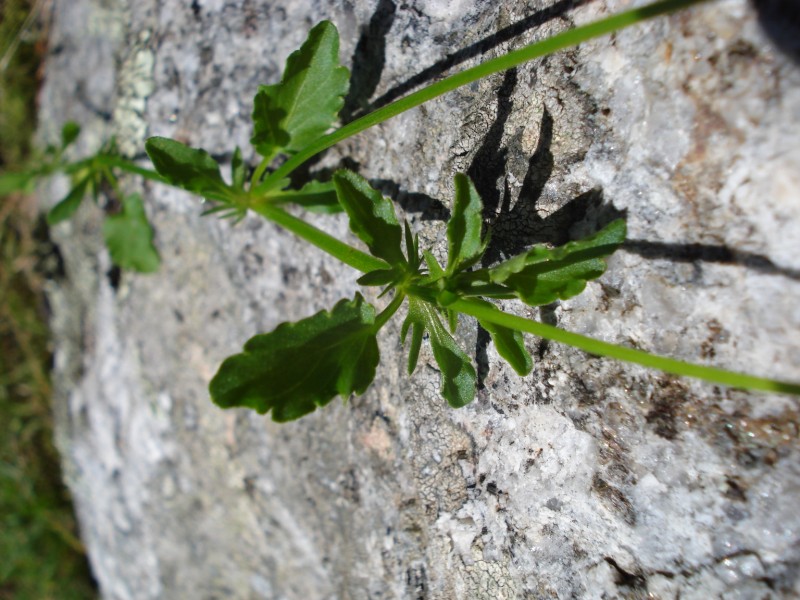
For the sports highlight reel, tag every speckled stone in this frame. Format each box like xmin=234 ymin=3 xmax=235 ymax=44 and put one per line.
xmin=40 ymin=0 xmax=800 ymax=597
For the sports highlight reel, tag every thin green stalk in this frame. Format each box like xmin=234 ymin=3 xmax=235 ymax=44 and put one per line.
xmin=250 ymin=155 xmax=272 ymax=189
xmin=100 ymin=165 xmax=122 ymax=198
xmin=247 ymin=207 xmax=800 ymax=395
xmin=251 ymin=203 xmax=387 ymax=273
xmin=453 ymin=298 xmax=800 ymax=395
xmin=374 ymin=291 xmax=405 ymax=331
xmin=257 ymin=0 xmax=709 ymax=193
xmin=91 ymin=155 xmax=167 ymax=185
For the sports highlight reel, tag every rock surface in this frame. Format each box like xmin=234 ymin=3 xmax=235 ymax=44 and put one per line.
xmin=40 ymin=0 xmax=800 ymax=597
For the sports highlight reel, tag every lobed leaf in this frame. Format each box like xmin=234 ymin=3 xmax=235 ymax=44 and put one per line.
xmin=472 ymin=299 xmax=533 ymax=376
xmin=210 ymin=294 xmax=380 ymax=422
xmin=145 ymin=137 xmax=231 ymax=202
xmin=490 ymin=219 xmax=626 ymax=306
xmin=251 ymin=21 xmax=350 ymax=159
xmin=333 ymin=170 xmax=406 ymax=266
xmin=447 ymin=173 xmax=486 ymax=274
xmin=102 ymin=194 xmax=161 ymax=273
xmin=47 ymin=177 xmax=90 ymax=225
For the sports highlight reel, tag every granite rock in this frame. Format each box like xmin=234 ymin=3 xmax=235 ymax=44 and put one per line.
xmin=39 ymin=0 xmax=800 ymax=597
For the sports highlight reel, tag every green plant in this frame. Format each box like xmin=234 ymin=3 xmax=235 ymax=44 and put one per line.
xmin=3 ymin=0 xmax=799 ymax=422
xmin=1 ymin=129 xmax=161 ymax=273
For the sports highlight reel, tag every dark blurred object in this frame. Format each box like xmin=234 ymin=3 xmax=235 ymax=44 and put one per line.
xmin=753 ymin=0 xmax=800 ymax=61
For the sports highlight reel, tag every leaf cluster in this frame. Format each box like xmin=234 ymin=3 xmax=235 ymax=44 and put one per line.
xmin=212 ymin=167 xmax=624 ymax=420
xmin=1 ymin=125 xmax=161 ymax=273
xmin=144 ymin=20 xmax=350 ymax=221
xmin=136 ymin=19 xmax=624 ymax=420
xmin=23 ymin=5 xmax=794 ymax=422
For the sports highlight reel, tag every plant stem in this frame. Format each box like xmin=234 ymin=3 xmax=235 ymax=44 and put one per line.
xmin=257 ymin=0 xmax=709 ymax=193
xmin=90 ymin=155 xmax=167 ymax=185
xmin=251 ymin=203 xmax=388 ymax=273
xmin=250 ymin=155 xmax=272 ymax=189
xmin=119 ymin=0 xmax=796 ymax=399
xmin=374 ymin=291 xmax=405 ymax=332
xmin=453 ymin=298 xmax=800 ymax=396
xmin=223 ymin=203 xmax=800 ymax=396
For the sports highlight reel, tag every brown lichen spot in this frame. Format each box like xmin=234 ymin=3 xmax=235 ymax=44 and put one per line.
xmin=572 ymin=542 xmax=588 ymax=560
xmin=606 ymin=461 xmax=636 ymax=487
xmin=604 ymin=557 xmax=647 ymax=597
xmin=604 ymin=401 xmax=639 ymax=439
xmin=673 ymin=35 xmax=777 ymax=217
xmin=592 ymin=474 xmax=636 ymax=526
xmin=724 ymin=476 xmax=748 ymax=502
xmin=715 ymin=39 xmax=777 ymax=100
xmin=720 ymin=409 xmax=800 ymax=466
xmin=671 ymin=98 xmax=731 ymax=210
xmin=645 ymin=378 xmax=690 ymax=440
xmin=598 ymin=282 xmax=621 ymax=312
xmin=524 ymin=447 xmax=543 ymax=472
xmin=598 ymin=428 xmax=627 ymax=466
xmin=700 ymin=319 xmax=729 ymax=359
xmin=318 ymin=267 xmax=333 ymax=285
xmin=241 ymin=0 xmax=259 ymax=37
xmin=680 ymin=395 xmax=800 ymax=466
xmin=337 ymin=467 xmax=360 ymax=504
xmin=663 ymin=40 xmax=673 ymax=63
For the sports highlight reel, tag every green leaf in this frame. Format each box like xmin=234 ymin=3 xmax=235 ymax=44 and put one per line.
xmin=404 ymin=220 xmax=420 ymax=271
xmin=472 ymin=299 xmax=532 ymax=376
xmin=270 ymin=179 xmax=343 ymax=213
xmin=145 ymin=137 xmax=231 ymax=202
xmin=357 ymin=269 xmax=397 ymax=286
xmin=333 ymin=170 xmax=406 ymax=266
xmin=408 ymin=324 xmax=424 ymax=375
xmin=231 ymin=147 xmax=246 ymax=190
xmin=447 ymin=173 xmax=486 ymax=274
xmin=210 ymin=294 xmax=380 ymax=422
xmin=0 ymin=171 xmax=33 ymax=197
xmin=102 ymin=194 xmax=161 ymax=273
xmin=251 ymin=21 xmax=350 ymax=159
xmin=406 ymin=298 xmax=476 ymax=407
xmin=401 ymin=315 xmax=425 ymax=375
xmin=490 ymin=219 xmax=626 ymax=306
xmin=47 ymin=177 xmax=90 ymax=225
xmin=447 ymin=309 xmax=458 ymax=333
xmin=61 ymin=122 xmax=81 ymax=148
xmin=437 ymin=290 xmax=459 ymax=307
xmin=423 ymin=250 xmax=445 ymax=280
